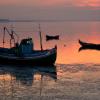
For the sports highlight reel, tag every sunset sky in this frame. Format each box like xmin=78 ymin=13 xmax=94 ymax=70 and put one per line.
xmin=0 ymin=0 xmax=100 ymax=7
xmin=0 ymin=0 xmax=100 ymax=20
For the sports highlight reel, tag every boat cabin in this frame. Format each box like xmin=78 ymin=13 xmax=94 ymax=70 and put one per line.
xmin=19 ymin=38 xmax=34 ymax=54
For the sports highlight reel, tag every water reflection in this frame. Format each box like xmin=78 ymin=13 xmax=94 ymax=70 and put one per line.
xmin=0 ymin=64 xmax=57 ymax=85
xmin=0 ymin=64 xmax=57 ymax=100
xmin=0 ymin=64 xmax=100 ymax=100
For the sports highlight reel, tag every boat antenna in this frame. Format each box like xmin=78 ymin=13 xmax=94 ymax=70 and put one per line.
xmin=39 ymin=24 xmax=43 ymax=51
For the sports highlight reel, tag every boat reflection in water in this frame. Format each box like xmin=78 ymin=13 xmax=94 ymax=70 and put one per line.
xmin=0 ymin=64 xmax=57 ymax=99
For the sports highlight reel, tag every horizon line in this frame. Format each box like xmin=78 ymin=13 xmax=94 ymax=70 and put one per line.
xmin=0 ymin=19 xmax=100 ymax=22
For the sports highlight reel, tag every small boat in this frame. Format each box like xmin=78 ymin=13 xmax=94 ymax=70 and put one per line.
xmin=78 ymin=40 xmax=100 ymax=51
xmin=0 ymin=26 xmax=57 ymax=65
xmin=46 ymin=35 xmax=59 ymax=41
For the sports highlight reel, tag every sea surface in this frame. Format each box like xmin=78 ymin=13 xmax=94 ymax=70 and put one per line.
xmin=0 ymin=64 xmax=100 ymax=100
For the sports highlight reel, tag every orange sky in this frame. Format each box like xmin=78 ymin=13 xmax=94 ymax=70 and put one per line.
xmin=0 ymin=0 xmax=100 ymax=7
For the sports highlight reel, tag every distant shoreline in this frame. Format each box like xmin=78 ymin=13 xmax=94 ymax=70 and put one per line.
xmin=0 ymin=19 xmax=100 ymax=23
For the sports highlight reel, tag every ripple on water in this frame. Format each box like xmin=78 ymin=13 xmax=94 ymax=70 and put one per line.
xmin=0 ymin=64 xmax=100 ymax=100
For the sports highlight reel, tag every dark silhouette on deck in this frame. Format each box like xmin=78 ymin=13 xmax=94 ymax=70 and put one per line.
xmin=78 ymin=40 xmax=100 ymax=52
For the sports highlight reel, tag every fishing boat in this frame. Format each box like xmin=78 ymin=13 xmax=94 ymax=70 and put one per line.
xmin=79 ymin=40 xmax=100 ymax=51
xmin=0 ymin=26 xmax=57 ymax=65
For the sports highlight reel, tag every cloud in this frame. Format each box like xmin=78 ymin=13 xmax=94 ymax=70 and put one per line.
xmin=74 ymin=0 xmax=100 ymax=7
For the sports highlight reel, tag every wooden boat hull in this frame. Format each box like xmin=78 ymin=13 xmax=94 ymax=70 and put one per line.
xmin=0 ymin=47 xmax=57 ymax=65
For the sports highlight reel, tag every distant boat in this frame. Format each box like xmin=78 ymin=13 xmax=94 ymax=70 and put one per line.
xmin=78 ymin=40 xmax=100 ymax=51
xmin=46 ymin=35 xmax=59 ymax=41
xmin=0 ymin=26 xmax=57 ymax=65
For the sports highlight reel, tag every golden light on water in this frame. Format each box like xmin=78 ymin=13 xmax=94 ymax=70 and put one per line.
xmin=0 ymin=74 xmax=13 ymax=81
xmin=34 ymin=74 xmax=42 ymax=80
xmin=57 ymin=40 xmax=100 ymax=64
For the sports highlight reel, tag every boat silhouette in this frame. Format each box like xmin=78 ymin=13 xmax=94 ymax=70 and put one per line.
xmin=79 ymin=40 xmax=100 ymax=51
xmin=46 ymin=35 xmax=59 ymax=41
xmin=0 ymin=26 xmax=57 ymax=65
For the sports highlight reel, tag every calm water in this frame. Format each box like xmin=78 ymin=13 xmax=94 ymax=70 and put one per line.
xmin=0 ymin=21 xmax=100 ymax=64
xmin=0 ymin=64 xmax=100 ymax=100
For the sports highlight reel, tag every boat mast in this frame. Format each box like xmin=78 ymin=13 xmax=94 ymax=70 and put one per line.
xmin=3 ymin=27 xmax=6 ymax=47
xmin=39 ymin=24 xmax=43 ymax=51
xmin=3 ymin=26 xmax=19 ymax=48
xmin=3 ymin=27 xmax=15 ymax=48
